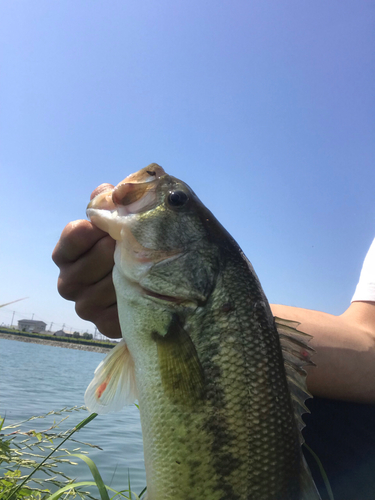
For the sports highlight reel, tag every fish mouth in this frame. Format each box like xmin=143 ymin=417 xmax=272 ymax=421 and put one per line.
xmin=87 ymin=164 xmax=166 ymax=216
xmin=140 ymin=285 xmax=199 ymax=309
xmin=142 ymin=287 xmax=186 ymax=304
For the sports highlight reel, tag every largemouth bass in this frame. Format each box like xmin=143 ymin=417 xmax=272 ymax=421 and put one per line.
xmin=85 ymin=164 xmax=321 ymax=500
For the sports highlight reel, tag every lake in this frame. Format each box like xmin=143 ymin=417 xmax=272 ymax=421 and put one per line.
xmin=0 ymin=338 xmax=146 ymax=496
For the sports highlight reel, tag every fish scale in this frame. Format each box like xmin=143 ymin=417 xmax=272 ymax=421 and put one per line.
xmin=186 ymin=254 xmax=303 ymax=499
xmin=85 ymin=164 xmax=321 ymax=500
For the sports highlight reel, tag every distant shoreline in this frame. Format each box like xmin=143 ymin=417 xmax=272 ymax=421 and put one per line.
xmin=0 ymin=332 xmax=113 ymax=353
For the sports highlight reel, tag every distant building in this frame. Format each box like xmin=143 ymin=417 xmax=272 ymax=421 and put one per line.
xmin=53 ymin=330 xmax=73 ymax=338
xmin=18 ymin=319 xmax=47 ymax=333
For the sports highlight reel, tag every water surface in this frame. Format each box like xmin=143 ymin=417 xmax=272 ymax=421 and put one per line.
xmin=0 ymin=338 xmax=146 ymax=495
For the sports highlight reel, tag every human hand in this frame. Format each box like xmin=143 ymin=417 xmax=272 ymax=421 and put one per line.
xmin=52 ymin=184 xmax=122 ymax=339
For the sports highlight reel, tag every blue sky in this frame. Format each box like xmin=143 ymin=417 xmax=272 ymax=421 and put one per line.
xmin=1 ymin=1 xmax=374 ymax=336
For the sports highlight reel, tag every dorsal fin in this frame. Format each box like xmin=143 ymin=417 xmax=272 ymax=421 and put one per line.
xmin=275 ymin=317 xmax=322 ymax=499
xmin=84 ymin=339 xmax=137 ymax=414
xmin=275 ymin=316 xmax=314 ymax=439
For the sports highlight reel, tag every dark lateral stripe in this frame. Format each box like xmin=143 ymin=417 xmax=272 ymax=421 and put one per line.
xmin=201 ymin=356 xmax=242 ymax=500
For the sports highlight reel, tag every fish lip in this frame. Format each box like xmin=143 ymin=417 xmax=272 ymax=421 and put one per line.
xmin=112 ymin=164 xmax=166 ymax=210
xmin=122 ymin=163 xmax=166 ymax=184
xmin=112 ymin=181 xmax=158 ymax=214
xmin=86 ymin=164 xmax=166 ymax=214
xmin=88 ymin=178 xmax=164 ymax=218
xmin=87 ymin=189 xmax=116 ymax=212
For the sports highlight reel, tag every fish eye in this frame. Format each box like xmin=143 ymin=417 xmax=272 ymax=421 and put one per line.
xmin=167 ymin=190 xmax=188 ymax=208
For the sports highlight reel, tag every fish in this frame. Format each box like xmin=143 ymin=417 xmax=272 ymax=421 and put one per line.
xmin=84 ymin=164 xmax=321 ymax=500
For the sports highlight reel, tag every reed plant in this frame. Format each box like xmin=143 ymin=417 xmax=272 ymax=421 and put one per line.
xmin=0 ymin=406 xmax=146 ymax=500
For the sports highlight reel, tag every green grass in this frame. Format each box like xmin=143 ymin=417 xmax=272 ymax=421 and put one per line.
xmin=0 ymin=407 xmax=145 ymax=500
xmin=0 ymin=328 xmax=115 ymax=349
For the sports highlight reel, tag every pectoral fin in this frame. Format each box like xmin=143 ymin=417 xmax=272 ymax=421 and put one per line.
xmin=84 ymin=339 xmax=137 ymax=414
xmin=152 ymin=314 xmax=205 ymax=406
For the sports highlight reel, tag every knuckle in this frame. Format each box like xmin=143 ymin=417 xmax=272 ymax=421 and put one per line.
xmin=52 ymin=220 xmax=96 ymax=266
xmin=96 ymin=234 xmax=116 ymax=257
xmin=57 ymin=276 xmax=80 ymax=301
xmin=95 ymin=306 xmax=122 ymax=339
xmin=75 ymin=298 xmax=100 ymax=322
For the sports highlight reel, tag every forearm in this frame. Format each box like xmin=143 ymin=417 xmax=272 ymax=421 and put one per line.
xmin=271 ymin=302 xmax=375 ymax=403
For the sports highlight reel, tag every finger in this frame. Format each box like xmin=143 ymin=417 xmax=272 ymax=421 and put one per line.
xmin=72 ymin=234 xmax=115 ymax=285
xmin=75 ymin=273 xmax=122 ymax=339
xmin=91 ymin=304 xmax=121 ymax=339
xmin=75 ymin=272 xmax=116 ymax=316
xmin=57 ymin=235 xmax=115 ymax=301
xmin=90 ymin=183 xmax=114 ymax=200
xmin=52 ymin=220 xmax=109 ymax=266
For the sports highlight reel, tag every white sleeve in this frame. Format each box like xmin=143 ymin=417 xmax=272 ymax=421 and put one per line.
xmin=351 ymin=238 xmax=375 ymax=303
